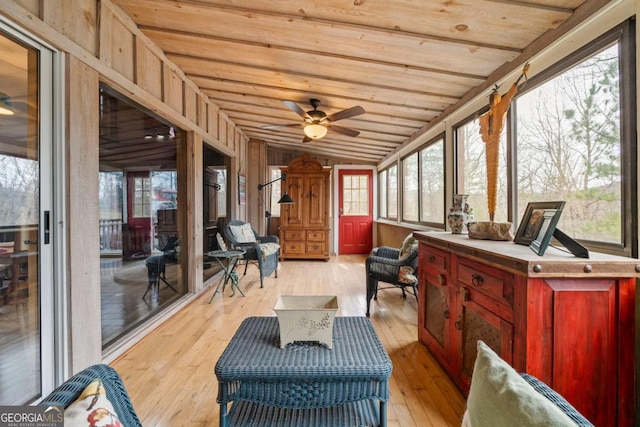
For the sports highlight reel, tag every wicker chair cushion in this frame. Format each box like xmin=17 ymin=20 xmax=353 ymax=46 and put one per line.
xmin=259 ymin=242 xmax=280 ymax=261
xmin=64 ymin=379 xmax=124 ymax=427
xmin=229 ymin=223 xmax=257 ymax=243
xmin=399 ymin=234 xmax=416 ymax=258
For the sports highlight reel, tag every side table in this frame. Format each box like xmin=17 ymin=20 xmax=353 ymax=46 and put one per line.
xmin=215 ymin=316 xmax=393 ymax=426
xmin=208 ymin=249 xmax=246 ymax=301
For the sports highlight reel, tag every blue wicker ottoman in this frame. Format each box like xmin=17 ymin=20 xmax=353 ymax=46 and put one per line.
xmin=215 ymin=316 xmax=393 ymax=427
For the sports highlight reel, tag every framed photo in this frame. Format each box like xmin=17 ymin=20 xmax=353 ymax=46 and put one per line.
xmin=513 ymin=201 xmax=565 ymax=246
xmin=238 ymin=173 xmax=246 ymax=205
xmin=529 ymin=207 xmax=564 ymax=256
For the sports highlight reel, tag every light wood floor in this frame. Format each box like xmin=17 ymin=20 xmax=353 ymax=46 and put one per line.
xmin=111 ymin=255 xmax=466 ymax=427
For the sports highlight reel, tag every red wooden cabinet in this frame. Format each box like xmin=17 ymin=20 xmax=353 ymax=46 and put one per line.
xmin=415 ymin=232 xmax=637 ymax=427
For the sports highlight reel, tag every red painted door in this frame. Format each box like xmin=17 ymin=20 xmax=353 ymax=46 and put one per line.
xmin=338 ymin=170 xmax=373 ymax=254
xmin=124 ymin=172 xmax=152 ymax=259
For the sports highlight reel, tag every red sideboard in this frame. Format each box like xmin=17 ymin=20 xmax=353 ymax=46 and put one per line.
xmin=414 ymin=231 xmax=637 ymax=427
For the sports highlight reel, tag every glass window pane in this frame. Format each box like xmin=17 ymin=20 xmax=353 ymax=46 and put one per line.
xmin=379 ymin=171 xmax=387 ymax=218
xmin=342 ymin=174 xmax=368 ymax=216
xmin=269 ymin=167 xmax=283 ymax=217
xmin=388 ymin=165 xmax=398 ymax=219
xmin=456 ymin=118 xmax=508 ymax=222
xmin=0 ymin=30 xmax=42 ymax=404
xmin=515 ymin=44 xmax=622 ymax=244
xmin=420 ymin=138 xmax=445 ymax=223
xmin=402 ymin=153 xmax=419 ymax=221
xmin=99 ymin=85 xmax=185 ymax=348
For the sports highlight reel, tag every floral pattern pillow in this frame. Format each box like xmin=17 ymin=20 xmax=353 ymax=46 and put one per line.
xmin=64 ymin=379 xmax=123 ymax=427
xmin=398 ymin=265 xmax=417 ymax=284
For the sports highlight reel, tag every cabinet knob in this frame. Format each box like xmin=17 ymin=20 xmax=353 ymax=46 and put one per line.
xmin=533 ymin=264 xmax=543 ymax=273
xmin=635 ymin=265 xmax=640 ymax=273
xmin=583 ymin=264 xmax=593 ymax=273
xmin=455 ymin=316 xmax=463 ymax=330
xmin=471 ymin=274 xmax=484 ymax=286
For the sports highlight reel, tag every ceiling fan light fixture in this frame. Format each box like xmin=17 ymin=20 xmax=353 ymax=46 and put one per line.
xmin=304 ymin=123 xmax=327 ymax=140
xmin=0 ymin=92 xmax=14 ymax=116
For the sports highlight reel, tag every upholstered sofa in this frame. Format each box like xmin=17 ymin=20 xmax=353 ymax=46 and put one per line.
xmin=39 ymin=364 xmax=142 ymax=426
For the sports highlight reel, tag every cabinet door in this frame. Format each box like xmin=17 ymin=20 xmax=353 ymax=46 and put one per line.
xmin=282 ymin=174 xmax=305 ymax=227
xmin=418 ymin=271 xmax=452 ymax=369
xmin=305 ymin=173 xmax=328 ymax=227
xmin=455 ymin=288 xmax=513 ymax=393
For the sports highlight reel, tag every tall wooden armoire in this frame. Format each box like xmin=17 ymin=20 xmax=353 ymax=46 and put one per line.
xmin=279 ymin=154 xmax=331 ymax=260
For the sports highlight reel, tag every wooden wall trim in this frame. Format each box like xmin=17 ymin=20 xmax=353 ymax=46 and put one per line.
xmin=1 ymin=0 xmax=249 ymax=158
xmin=67 ymin=56 xmax=102 ymax=371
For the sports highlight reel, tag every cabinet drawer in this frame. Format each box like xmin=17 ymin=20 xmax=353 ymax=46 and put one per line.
xmin=283 ymin=242 xmax=305 ymax=254
xmin=420 ymin=244 xmax=449 ymax=273
xmin=306 ymin=230 xmax=326 ymax=242
xmin=457 ymin=258 xmax=513 ymax=307
xmin=284 ymin=230 xmax=304 ymax=241
xmin=306 ymin=242 xmax=326 ymax=254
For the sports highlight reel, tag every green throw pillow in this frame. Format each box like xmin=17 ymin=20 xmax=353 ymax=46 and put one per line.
xmin=466 ymin=341 xmax=577 ymax=427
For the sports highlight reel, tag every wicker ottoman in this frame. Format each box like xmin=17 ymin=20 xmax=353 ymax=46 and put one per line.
xmin=215 ymin=316 xmax=393 ymax=427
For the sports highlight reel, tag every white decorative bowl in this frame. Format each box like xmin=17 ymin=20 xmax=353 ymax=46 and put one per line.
xmin=274 ymin=295 xmax=338 ymax=349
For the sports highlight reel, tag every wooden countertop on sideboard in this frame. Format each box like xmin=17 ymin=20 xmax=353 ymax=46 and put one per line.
xmin=414 ymin=231 xmax=640 ymax=278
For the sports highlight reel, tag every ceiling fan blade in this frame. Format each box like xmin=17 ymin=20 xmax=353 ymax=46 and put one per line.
xmin=302 ymin=135 xmax=313 ymax=143
xmin=261 ymin=123 xmax=300 ymax=130
xmin=282 ymin=100 xmax=311 ymax=119
xmin=325 ymin=105 xmax=365 ymax=122
xmin=328 ymin=124 xmax=360 ymax=137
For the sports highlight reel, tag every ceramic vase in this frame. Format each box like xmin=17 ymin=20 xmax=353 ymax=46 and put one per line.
xmin=448 ymin=194 xmax=471 ymax=234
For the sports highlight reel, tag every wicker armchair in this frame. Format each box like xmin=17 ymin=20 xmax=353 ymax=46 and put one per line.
xmin=224 ymin=220 xmax=280 ymax=288
xmin=39 ymin=364 xmax=142 ymax=426
xmin=365 ymin=239 xmax=418 ymax=316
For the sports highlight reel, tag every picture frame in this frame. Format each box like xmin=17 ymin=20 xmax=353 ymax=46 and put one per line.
xmin=238 ymin=173 xmax=246 ymax=205
xmin=513 ymin=201 xmax=566 ymax=246
xmin=529 ymin=207 xmax=564 ymax=256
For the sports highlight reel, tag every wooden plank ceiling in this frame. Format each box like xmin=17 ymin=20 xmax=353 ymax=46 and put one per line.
xmin=113 ymin=0 xmax=593 ymax=164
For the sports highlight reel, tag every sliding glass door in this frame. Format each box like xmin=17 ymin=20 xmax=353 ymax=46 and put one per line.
xmin=0 ymin=24 xmax=55 ymax=404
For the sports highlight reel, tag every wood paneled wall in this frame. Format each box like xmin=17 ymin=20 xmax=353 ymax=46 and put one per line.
xmin=375 ymin=222 xmax=417 ymax=249
xmin=1 ymin=0 xmax=250 ymax=369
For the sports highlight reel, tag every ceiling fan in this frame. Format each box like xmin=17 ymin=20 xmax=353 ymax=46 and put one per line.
xmin=261 ymin=99 xmax=365 ymax=142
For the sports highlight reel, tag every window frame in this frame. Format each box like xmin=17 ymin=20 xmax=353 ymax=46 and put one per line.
xmin=400 ymin=134 xmax=446 ymax=228
xmin=378 ymin=163 xmax=398 ymax=221
xmin=510 ymin=21 xmax=636 ymax=256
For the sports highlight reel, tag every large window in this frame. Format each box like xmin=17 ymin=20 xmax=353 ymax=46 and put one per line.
xmin=268 ymin=166 xmax=284 ymax=217
xmin=378 ymin=170 xmax=387 ymax=218
xmin=402 ymin=136 xmax=445 ymax=225
xmin=98 ymin=85 xmax=186 ymax=347
xmin=455 ymin=117 xmax=508 ymax=223
xmin=452 ymin=23 xmax=633 ymax=251
xmin=515 ymin=38 xmax=626 ymax=246
xmin=378 ymin=164 xmax=398 ymax=220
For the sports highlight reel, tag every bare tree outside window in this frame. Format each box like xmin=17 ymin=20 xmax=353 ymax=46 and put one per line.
xmin=420 ymin=138 xmax=445 ymax=224
xmin=378 ymin=170 xmax=387 ymax=218
xmin=516 ymin=44 xmax=621 ymax=243
xmin=0 ymin=155 xmax=38 ymax=227
xmin=456 ymin=119 xmax=508 ymax=223
xmin=402 ymin=153 xmax=418 ymax=221
xmin=387 ymin=165 xmax=398 ymax=219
